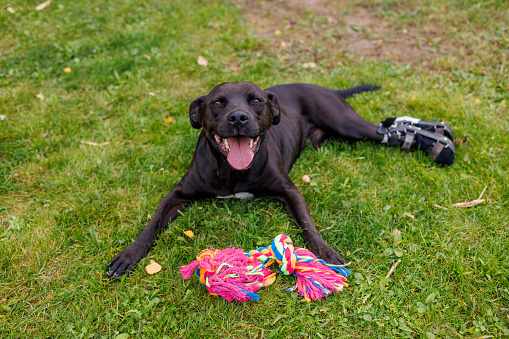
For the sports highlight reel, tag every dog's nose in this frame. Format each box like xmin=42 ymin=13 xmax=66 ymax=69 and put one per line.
xmin=228 ymin=111 xmax=249 ymax=126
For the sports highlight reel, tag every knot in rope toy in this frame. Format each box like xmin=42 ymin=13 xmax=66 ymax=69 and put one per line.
xmin=180 ymin=234 xmax=350 ymax=302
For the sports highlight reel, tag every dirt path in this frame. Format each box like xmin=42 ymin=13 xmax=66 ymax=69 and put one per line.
xmin=235 ymin=0 xmax=460 ymax=66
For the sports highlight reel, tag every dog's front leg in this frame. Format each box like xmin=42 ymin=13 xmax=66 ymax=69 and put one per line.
xmin=276 ymin=187 xmax=348 ymax=266
xmin=108 ymin=190 xmax=191 ymax=278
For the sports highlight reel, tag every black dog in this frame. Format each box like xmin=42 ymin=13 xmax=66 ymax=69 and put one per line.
xmin=109 ymin=82 xmax=454 ymax=278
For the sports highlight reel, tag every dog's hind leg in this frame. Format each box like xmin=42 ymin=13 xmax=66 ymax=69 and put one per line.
xmin=306 ymin=87 xmax=455 ymax=165
xmin=305 ymin=89 xmax=384 ymax=144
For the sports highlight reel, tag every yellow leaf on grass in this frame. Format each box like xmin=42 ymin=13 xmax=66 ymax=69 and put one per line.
xmin=183 ymin=230 xmax=194 ymax=238
xmin=145 ymin=260 xmax=162 ymax=275
xmin=63 ymin=67 xmax=72 ymax=73
xmin=264 ymin=273 xmax=276 ymax=286
xmin=164 ymin=116 xmax=174 ymax=123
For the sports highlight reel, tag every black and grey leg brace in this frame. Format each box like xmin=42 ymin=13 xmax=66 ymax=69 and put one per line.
xmin=379 ymin=116 xmax=454 ymax=140
xmin=378 ymin=117 xmax=455 ymax=166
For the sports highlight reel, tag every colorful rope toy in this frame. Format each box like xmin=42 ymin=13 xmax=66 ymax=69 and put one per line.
xmin=180 ymin=234 xmax=350 ymax=302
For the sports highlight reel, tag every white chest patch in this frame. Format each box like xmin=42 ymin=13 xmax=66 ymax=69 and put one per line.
xmin=216 ymin=192 xmax=255 ymax=200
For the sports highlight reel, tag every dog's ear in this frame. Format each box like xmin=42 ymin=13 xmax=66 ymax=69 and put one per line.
xmin=189 ymin=96 xmax=205 ymax=129
xmin=265 ymin=91 xmax=281 ymax=125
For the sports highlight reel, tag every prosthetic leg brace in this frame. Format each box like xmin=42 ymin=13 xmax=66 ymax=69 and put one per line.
xmin=378 ymin=116 xmax=455 ymax=166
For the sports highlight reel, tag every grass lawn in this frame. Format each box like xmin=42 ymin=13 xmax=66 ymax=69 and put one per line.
xmin=1 ymin=0 xmax=508 ymax=337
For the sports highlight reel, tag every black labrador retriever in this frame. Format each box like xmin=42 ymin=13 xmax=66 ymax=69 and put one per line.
xmin=108 ymin=82 xmax=454 ymax=278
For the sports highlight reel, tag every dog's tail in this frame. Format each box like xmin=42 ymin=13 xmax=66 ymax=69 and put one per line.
xmin=336 ymin=85 xmax=380 ymax=99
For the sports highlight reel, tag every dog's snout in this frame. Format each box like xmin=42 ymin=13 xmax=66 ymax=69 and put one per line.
xmin=228 ymin=111 xmax=249 ymax=126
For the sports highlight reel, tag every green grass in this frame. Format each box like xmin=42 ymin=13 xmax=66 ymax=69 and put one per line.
xmin=1 ymin=0 xmax=508 ymax=337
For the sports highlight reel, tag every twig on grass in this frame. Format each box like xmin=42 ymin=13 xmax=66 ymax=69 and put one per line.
xmin=478 ymin=185 xmax=488 ymax=200
xmin=80 ymin=140 xmax=110 ymax=146
xmin=433 ymin=204 xmax=449 ymax=210
xmin=452 ymin=185 xmax=487 ymax=208
xmin=260 ymin=209 xmax=274 ymax=216
xmin=385 ymin=259 xmax=402 ymax=279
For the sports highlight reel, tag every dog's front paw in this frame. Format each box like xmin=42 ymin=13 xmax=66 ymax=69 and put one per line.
xmin=303 ymin=232 xmax=347 ymax=265
xmin=108 ymin=241 xmax=149 ymax=278
xmin=306 ymin=238 xmax=348 ymax=266
xmin=317 ymin=244 xmax=348 ymax=266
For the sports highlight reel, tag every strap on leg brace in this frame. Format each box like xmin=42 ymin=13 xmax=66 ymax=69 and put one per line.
xmin=401 ymin=131 xmax=415 ymax=150
xmin=380 ymin=116 xmax=454 ymax=140
xmin=377 ymin=119 xmax=455 ymax=166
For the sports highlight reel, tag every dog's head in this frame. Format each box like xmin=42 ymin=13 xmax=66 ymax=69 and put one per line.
xmin=189 ymin=82 xmax=280 ymax=170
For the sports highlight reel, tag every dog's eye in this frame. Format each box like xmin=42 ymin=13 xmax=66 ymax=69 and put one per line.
xmin=251 ymin=98 xmax=262 ymax=104
xmin=212 ymin=100 xmax=221 ymax=107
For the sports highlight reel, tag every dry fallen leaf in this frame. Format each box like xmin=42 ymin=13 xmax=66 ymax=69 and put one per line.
xmin=7 ymin=7 xmax=16 ymax=13
xmin=197 ymin=56 xmax=208 ymax=67
xmin=63 ymin=67 xmax=71 ymax=73
xmin=145 ymin=260 xmax=162 ymax=275
xmin=164 ymin=116 xmax=174 ymax=123
xmin=302 ymin=175 xmax=311 ymax=183
xmin=35 ymin=0 xmax=51 ymax=11
xmin=280 ymin=41 xmax=287 ymax=49
xmin=302 ymin=62 xmax=316 ymax=69
xmin=403 ymin=212 xmax=415 ymax=219
xmin=183 ymin=230 xmax=194 ymax=238
xmin=148 ymin=92 xmax=156 ymax=96
xmin=452 ymin=186 xmax=487 ymax=208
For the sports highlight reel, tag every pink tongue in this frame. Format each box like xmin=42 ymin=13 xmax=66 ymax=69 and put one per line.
xmin=227 ymin=136 xmax=254 ymax=170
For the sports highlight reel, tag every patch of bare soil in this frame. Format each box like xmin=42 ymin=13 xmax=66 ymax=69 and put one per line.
xmin=235 ymin=0 xmax=457 ymax=66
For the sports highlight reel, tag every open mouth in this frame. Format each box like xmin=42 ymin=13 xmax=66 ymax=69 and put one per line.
xmin=214 ymin=135 xmax=261 ymax=170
